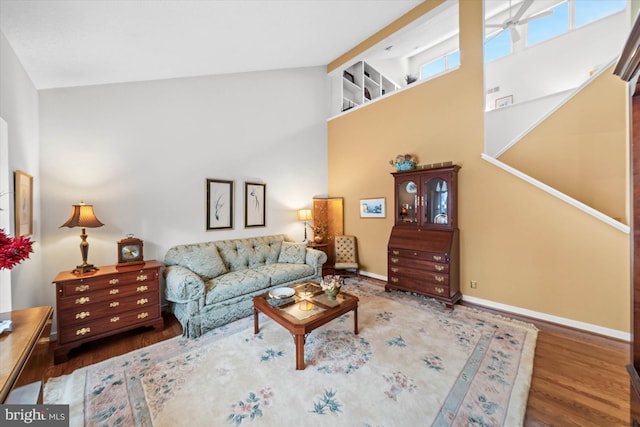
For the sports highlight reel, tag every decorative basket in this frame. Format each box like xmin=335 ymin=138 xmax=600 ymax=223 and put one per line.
xmin=395 ymin=160 xmax=416 ymax=172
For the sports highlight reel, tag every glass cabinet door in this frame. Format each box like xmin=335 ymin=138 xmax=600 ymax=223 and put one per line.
xmin=424 ymin=177 xmax=449 ymax=226
xmin=396 ymin=179 xmax=418 ymax=223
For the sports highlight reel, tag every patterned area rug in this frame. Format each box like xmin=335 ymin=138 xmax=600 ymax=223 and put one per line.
xmin=44 ymin=279 xmax=537 ymax=426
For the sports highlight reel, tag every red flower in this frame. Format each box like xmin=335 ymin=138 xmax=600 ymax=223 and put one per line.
xmin=0 ymin=228 xmax=33 ymax=270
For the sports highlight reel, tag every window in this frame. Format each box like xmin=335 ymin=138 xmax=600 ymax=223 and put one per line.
xmin=420 ymin=50 xmax=461 ymax=81
xmin=527 ymin=1 xmax=569 ymax=46
xmin=574 ymin=0 xmax=625 ymax=27
xmin=484 ymin=29 xmax=512 ymax=63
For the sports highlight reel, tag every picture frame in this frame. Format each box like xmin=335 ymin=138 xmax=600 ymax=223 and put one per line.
xmin=343 ymin=70 xmax=355 ymax=84
xmin=14 ymin=170 xmax=33 ymax=236
xmin=244 ymin=182 xmax=266 ymax=227
xmin=495 ymin=95 xmax=513 ymax=108
xmin=206 ymin=179 xmax=234 ymax=230
xmin=360 ymin=197 xmax=385 ymax=218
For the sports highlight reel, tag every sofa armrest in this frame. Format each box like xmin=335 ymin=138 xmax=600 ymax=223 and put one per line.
xmin=164 ymin=265 xmax=205 ymax=303
xmin=305 ymin=248 xmax=327 ymax=268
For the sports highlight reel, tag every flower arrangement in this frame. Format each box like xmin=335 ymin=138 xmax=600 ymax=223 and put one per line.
xmin=321 ymin=275 xmax=344 ymax=299
xmin=0 ymin=228 xmax=33 ymax=270
xmin=390 ymin=154 xmax=418 ymax=171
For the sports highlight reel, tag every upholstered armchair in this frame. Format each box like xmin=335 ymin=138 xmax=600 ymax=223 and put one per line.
xmin=333 ymin=235 xmax=359 ymax=278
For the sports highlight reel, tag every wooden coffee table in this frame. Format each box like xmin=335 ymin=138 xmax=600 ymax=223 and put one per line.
xmin=253 ymin=282 xmax=359 ymax=370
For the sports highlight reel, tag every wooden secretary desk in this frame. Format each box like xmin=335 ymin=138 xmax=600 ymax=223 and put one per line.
xmin=387 ymin=164 xmax=461 ymax=307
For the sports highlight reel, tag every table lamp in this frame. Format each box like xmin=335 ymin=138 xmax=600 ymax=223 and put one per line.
xmin=60 ymin=201 xmax=104 ymax=273
xmin=297 ymin=209 xmax=312 ymax=242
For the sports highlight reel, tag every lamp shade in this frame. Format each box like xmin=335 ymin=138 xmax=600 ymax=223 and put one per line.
xmin=60 ymin=202 xmax=104 ymax=228
xmin=297 ymin=209 xmax=312 ymax=221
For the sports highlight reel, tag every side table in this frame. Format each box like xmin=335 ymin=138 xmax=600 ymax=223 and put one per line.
xmin=0 ymin=306 xmax=53 ymax=403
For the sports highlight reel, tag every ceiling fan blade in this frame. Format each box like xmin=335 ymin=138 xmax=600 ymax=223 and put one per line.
xmin=519 ymin=9 xmax=553 ymax=25
xmin=485 ymin=28 xmax=506 ymax=44
xmin=512 ymin=0 xmax=534 ymax=23
xmin=510 ymin=26 xmax=521 ymax=43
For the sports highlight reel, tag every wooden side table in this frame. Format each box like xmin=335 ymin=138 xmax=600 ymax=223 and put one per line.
xmin=0 ymin=306 xmax=53 ymax=403
xmin=52 ymin=260 xmax=163 ymax=363
xmin=307 ymin=242 xmax=328 ymax=256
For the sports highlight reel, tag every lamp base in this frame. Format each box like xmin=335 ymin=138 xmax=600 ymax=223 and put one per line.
xmin=72 ymin=263 xmax=98 ymax=274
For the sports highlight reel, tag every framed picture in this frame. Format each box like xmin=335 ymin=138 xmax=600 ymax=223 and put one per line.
xmin=495 ymin=95 xmax=513 ymax=108
xmin=343 ymin=70 xmax=355 ymax=84
xmin=206 ymin=179 xmax=234 ymax=230
xmin=244 ymin=182 xmax=266 ymax=227
xmin=14 ymin=170 xmax=33 ymax=236
xmin=360 ymin=197 xmax=385 ymax=218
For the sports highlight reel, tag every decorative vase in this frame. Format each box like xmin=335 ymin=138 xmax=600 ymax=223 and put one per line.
xmin=325 ymin=287 xmax=340 ymax=300
xmin=314 ymin=234 xmax=324 ymax=244
xmin=395 ymin=160 xmax=416 ymax=172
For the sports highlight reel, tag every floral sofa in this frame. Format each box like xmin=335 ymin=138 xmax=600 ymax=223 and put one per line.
xmin=164 ymin=234 xmax=326 ymax=338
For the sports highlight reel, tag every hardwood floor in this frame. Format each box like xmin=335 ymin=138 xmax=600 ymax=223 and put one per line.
xmin=17 ymin=307 xmax=630 ymax=426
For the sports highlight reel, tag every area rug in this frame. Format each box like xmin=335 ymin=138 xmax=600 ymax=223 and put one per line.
xmin=44 ymin=279 xmax=538 ymax=427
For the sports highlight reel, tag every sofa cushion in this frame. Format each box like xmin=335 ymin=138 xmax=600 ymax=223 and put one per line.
xmin=205 ymin=269 xmax=270 ymax=305
xmin=165 ymin=243 xmax=227 ymax=280
xmin=278 ymin=242 xmax=307 ymax=264
xmin=216 ymin=240 xmax=250 ymax=271
xmin=253 ymin=263 xmax=315 ymax=286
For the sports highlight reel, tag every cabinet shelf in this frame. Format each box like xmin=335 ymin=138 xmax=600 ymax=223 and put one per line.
xmin=337 ymin=60 xmax=398 ymax=113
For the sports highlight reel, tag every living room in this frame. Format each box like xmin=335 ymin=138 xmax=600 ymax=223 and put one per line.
xmin=0 ymin=0 xmax=634 ymax=423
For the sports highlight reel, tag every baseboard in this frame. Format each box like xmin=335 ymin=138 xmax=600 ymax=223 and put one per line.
xmin=462 ymin=294 xmax=630 ymax=341
xmin=361 ymin=271 xmax=630 ymax=341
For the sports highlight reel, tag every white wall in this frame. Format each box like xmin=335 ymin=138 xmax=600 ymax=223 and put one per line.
xmin=0 ymin=32 xmax=42 ymax=312
xmin=39 ymin=67 xmax=329 ymax=324
xmin=484 ymin=10 xmax=628 ymax=110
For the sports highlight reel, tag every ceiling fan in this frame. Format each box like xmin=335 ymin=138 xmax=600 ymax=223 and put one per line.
xmin=485 ymin=0 xmax=553 ymax=44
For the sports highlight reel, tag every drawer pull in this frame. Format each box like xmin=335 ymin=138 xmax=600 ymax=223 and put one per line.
xmin=137 ymin=298 xmax=148 ymax=305
xmin=109 ymin=278 xmax=119 ymax=285
xmin=435 ymin=287 xmax=445 ymax=294
xmin=433 ymin=255 xmax=443 ymax=261
xmin=110 ymin=316 xmax=120 ymax=323
xmin=136 ymin=274 xmax=148 ymax=282
xmin=75 ymin=296 xmax=90 ymax=305
xmin=392 ymin=250 xmax=399 ymax=255
xmin=390 ymin=277 xmax=399 ymax=283
xmin=109 ymin=288 xmax=119 ymax=295
xmin=110 ymin=301 xmax=120 ymax=308
xmin=435 ymin=265 xmax=445 ymax=271
xmin=435 ymin=275 xmax=445 ymax=282
xmin=391 ymin=267 xmax=399 ymax=273
xmin=76 ymin=327 xmax=91 ymax=336
xmin=137 ymin=312 xmax=149 ymax=319
xmin=137 ymin=285 xmax=148 ymax=292
xmin=413 ymin=252 xmax=418 ymax=256
xmin=390 ymin=257 xmax=398 ymax=264
xmin=75 ymin=284 xmax=90 ymax=292
xmin=75 ymin=311 xmax=90 ymax=320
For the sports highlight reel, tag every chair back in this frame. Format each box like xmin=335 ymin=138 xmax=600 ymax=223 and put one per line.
xmin=334 ymin=235 xmax=357 ymax=263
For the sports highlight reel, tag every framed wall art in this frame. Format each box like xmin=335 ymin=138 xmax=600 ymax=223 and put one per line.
xmin=495 ymin=95 xmax=513 ymax=108
xmin=15 ymin=170 xmax=33 ymax=236
xmin=244 ymin=182 xmax=266 ymax=227
xmin=206 ymin=179 xmax=234 ymax=230
xmin=360 ymin=197 xmax=385 ymax=218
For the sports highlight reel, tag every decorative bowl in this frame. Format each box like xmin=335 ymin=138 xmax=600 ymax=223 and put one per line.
xmin=395 ymin=160 xmax=416 ymax=171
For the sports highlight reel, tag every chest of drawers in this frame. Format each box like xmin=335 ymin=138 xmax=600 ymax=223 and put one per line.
xmin=52 ymin=261 xmax=163 ymax=363
xmin=387 ymin=227 xmax=461 ymax=307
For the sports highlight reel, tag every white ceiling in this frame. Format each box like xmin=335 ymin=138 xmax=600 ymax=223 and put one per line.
xmin=0 ymin=0 xmax=424 ymax=90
